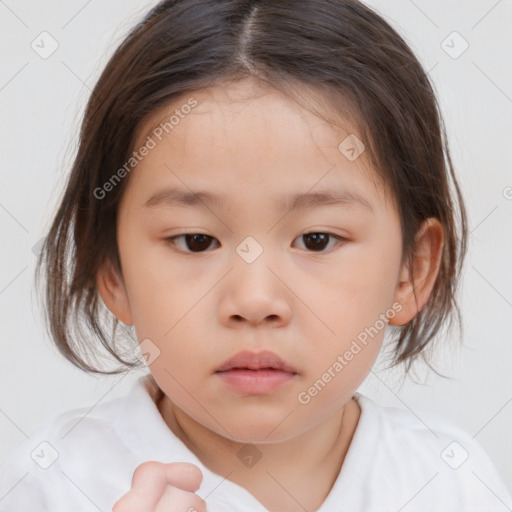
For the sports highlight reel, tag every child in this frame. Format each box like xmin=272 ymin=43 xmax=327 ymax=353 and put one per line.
xmin=1 ymin=0 xmax=511 ymax=510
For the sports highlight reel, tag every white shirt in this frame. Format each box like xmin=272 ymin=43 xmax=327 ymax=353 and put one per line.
xmin=0 ymin=373 xmax=511 ymax=512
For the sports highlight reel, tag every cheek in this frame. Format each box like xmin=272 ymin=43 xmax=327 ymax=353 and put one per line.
xmin=300 ymin=230 xmax=401 ymax=372
xmin=308 ymin=251 xmax=400 ymax=335
xmin=336 ymin=224 xmax=402 ymax=307
xmin=117 ymin=235 xmax=184 ymax=333
xmin=119 ymin=237 xmax=218 ymax=361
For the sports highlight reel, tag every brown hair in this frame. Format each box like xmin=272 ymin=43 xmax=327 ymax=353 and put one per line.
xmin=35 ymin=0 xmax=467 ymax=376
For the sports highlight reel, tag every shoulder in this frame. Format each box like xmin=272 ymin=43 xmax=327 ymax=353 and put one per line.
xmin=352 ymin=393 xmax=512 ymax=511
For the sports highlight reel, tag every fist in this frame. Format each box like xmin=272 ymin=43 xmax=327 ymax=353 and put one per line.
xmin=112 ymin=461 xmax=206 ymax=512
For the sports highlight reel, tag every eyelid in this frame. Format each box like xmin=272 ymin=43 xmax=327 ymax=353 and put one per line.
xmin=293 ymin=232 xmax=346 ymax=253
xmin=164 ymin=233 xmax=219 ymax=253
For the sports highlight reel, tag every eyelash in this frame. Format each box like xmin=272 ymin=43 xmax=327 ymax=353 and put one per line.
xmin=164 ymin=232 xmax=346 ymax=254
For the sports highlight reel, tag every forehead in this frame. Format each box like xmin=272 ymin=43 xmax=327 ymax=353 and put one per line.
xmin=137 ymin=79 xmax=357 ymax=154
xmin=125 ymin=79 xmax=389 ymax=211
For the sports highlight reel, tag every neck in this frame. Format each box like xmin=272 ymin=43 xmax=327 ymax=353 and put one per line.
xmin=157 ymin=394 xmax=361 ymax=512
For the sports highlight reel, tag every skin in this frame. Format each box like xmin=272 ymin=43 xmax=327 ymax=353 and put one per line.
xmin=98 ymin=77 xmax=444 ymax=512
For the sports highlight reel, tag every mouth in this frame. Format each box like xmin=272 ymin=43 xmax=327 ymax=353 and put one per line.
xmin=215 ymin=350 xmax=297 ymax=373
xmin=215 ymin=350 xmax=298 ymax=394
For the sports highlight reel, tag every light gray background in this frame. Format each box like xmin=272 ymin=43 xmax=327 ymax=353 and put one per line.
xmin=1 ymin=0 xmax=511 ymax=500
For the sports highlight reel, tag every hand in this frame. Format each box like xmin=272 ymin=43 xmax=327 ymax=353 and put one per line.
xmin=112 ymin=461 xmax=206 ymax=512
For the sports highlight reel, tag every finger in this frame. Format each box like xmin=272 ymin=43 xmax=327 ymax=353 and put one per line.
xmin=164 ymin=462 xmax=203 ymax=492
xmin=112 ymin=488 xmax=155 ymax=512
xmin=113 ymin=461 xmax=204 ymax=512
xmin=155 ymin=485 xmax=207 ymax=512
xmin=128 ymin=461 xmax=169 ymax=509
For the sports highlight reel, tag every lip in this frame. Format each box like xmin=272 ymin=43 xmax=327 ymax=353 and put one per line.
xmin=215 ymin=350 xmax=297 ymax=373
xmin=215 ymin=350 xmax=298 ymax=394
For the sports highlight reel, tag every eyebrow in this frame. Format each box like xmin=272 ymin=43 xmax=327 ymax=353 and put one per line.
xmin=143 ymin=187 xmax=373 ymax=213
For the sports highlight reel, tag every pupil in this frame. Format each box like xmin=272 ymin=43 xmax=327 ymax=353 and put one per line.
xmin=186 ymin=234 xmax=211 ymax=252
xmin=304 ymin=233 xmax=328 ymax=251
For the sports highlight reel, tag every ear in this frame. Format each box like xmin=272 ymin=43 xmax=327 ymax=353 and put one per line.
xmin=96 ymin=259 xmax=133 ymax=325
xmin=389 ymin=218 xmax=444 ymax=326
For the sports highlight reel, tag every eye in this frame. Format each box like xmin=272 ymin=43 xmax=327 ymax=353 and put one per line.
xmin=165 ymin=232 xmax=344 ymax=254
xmin=293 ymin=232 xmax=344 ymax=252
xmin=165 ymin=233 xmax=220 ymax=253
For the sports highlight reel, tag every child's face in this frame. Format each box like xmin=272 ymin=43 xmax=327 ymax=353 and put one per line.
xmin=107 ymin=78 xmax=406 ymax=442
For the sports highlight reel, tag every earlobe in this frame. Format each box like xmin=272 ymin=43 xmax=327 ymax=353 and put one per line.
xmin=96 ymin=260 xmax=134 ymax=325
xmin=389 ymin=218 xmax=444 ymax=326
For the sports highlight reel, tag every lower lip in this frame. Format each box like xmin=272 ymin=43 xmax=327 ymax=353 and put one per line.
xmin=216 ymin=369 xmax=296 ymax=394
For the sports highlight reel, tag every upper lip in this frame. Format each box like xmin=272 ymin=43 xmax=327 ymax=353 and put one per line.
xmin=215 ymin=350 xmax=297 ymax=373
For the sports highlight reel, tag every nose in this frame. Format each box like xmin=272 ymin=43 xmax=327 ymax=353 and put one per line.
xmin=218 ymin=254 xmax=292 ymax=329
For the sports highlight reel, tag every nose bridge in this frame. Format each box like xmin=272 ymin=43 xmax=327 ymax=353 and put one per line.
xmin=220 ymin=233 xmax=291 ymax=325
xmin=232 ymin=233 xmax=280 ymax=295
